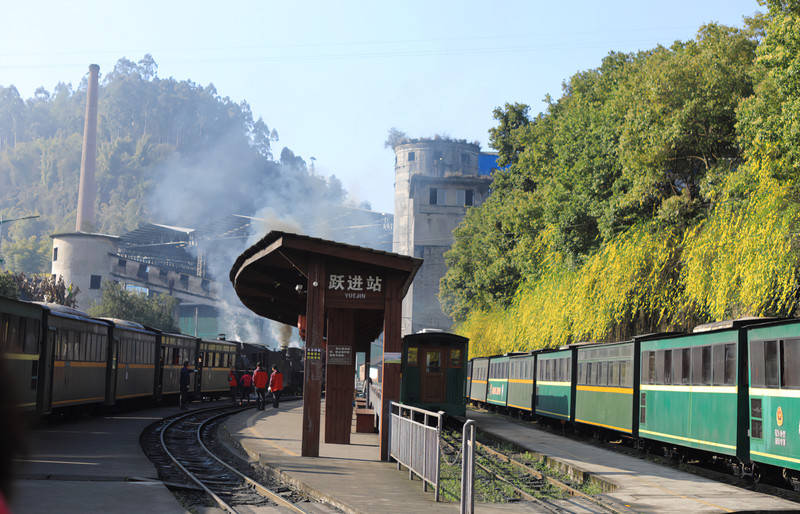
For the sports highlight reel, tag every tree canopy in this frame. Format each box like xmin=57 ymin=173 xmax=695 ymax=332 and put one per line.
xmin=442 ymin=8 xmax=800 ymax=357
xmin=0 ymin=55 xmax=347 ymax=274
xmin=88 ymin=281 xmax=179 ymax=332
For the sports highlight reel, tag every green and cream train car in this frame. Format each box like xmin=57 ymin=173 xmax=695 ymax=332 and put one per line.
xmin=575 ymin=341 xmax=636 ymax=435
xmin=746 ymin=319 xmax=800 ymax=481
xmin=535 ymin=348 xmax=574 ymax=421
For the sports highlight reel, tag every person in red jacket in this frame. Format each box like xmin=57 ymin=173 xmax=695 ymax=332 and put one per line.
xmin=239 ymin=371 xmax=253 ymax=406
xmin=253 ymin=364 xmax=269 ymax=410
xmin=228 ymin=369 xmax=238 ymax=405
xmin=269 ymin=364 xmax=284 ymax=408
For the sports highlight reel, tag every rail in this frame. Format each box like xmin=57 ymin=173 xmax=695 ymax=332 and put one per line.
xmin=389 ymin=401 xmax=445 ymax=501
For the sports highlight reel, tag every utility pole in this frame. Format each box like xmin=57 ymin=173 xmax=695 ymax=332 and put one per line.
xmin=0 ymin=215 xmax=40 ymax=267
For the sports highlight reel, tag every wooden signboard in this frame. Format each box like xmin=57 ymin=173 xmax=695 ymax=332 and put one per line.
xmin=325 ymin=266 xmax=385 ymax=309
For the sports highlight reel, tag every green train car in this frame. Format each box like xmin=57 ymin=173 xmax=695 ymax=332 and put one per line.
xmin=469 ymin=357 xmax=489 ymax=403
xmin=507 ymin=353 xmax=535 ymax=411
xmin=400 ymin=330 xmax=468 ymax=417
xmin=487 ymin=355 xmax=510 ymax=406
xmin=535 ymin=349 xmax=574 ymax=421
xmin=638 ymin=323 xmax=751 ymax=462
xmin=576 ymin=341 xmax=635 ymax=434
xmin=747 ymin=319 xmax=800 ymax=480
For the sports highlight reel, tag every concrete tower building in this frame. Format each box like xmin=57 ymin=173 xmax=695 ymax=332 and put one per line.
xmin=392 ymin=138 xmax=493 ymax=335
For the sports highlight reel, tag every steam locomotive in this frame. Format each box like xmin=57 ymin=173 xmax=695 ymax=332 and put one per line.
xmin=0 ymin=295 xmax=302 ymax=415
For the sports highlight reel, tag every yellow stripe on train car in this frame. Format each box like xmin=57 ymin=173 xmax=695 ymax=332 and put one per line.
xmin=575 ymin=418 xmax=632 ymax=433
xmin=577 ymin=385 xmax=633 ymax=394
xmin=639 ymin=429 xmax=735 ymax=450
xmin=3 ymin=353 xmax=39 ymax=361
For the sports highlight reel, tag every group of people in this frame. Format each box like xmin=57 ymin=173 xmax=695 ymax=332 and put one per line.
xmin=176 ymin=361 xmax=283 ymax=411
xmin=229 ymin=364 xmax=283 ymax=410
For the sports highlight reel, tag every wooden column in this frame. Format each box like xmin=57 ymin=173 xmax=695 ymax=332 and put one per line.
xmin=302 ymin=257 xmax=326 ymax=457
xmin=324 ymin=309 xmax=355 ymax=444
xmin=380 ymin=274 xmax=403 ymax=461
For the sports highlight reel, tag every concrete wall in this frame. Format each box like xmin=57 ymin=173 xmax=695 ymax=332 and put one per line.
xmin=51 ymin=233 xmax=118 ymax=310
xmin=393 ymin=140 xmax=491 ymax=335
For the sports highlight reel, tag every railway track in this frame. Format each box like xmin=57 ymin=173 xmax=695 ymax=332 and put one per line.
xmin=440 ymin=430 xmax=629 ymax=513
xmin=142 ymin=405 xmax=321 ymax=513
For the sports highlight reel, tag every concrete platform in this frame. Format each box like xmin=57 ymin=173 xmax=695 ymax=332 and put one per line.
xmin=8 ymin=400 xmax=234 ymax=513
xmin=223 ymin=400 xmax=459 ymax=513
xmin=468 ymin=408 xmax=800 ymax=513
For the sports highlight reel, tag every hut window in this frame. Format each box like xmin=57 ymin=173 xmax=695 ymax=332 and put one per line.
xmin=407 ymin=347 xmax=418 ymax=366
xmin=426 ymin=351 xmax=441 ymax=373
xmin=450 ymin=348 xmax=462 ymax=367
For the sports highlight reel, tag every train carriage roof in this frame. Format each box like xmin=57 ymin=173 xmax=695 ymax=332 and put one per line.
xmin=35 ymin=302 xmax=110 ymax=326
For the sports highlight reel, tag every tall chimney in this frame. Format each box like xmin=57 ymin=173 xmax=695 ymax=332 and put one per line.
xmin=76 ymin=64 xmax=100 ymax=232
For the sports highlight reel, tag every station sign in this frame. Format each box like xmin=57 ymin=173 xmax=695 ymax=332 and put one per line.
xmin=325 ymin=265 xmax=386 ymax=309
xmin=328 ymin=345 xmax=352 ymax=366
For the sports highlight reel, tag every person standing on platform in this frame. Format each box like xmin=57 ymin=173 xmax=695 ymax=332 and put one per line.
xmin=239 ymin=370 xmax=252 ymax=406
xmin=253 ymin=364 xmax=269 ymax=410
xmin=179 ymin=361 xmax=193 ymax=410
xmin=228 ymin=368 xmax=238 ymax=405
xmin=269 ymin=364 xmax=283 ymax=409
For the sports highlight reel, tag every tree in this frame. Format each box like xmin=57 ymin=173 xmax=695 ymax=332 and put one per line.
xmin=88 ymin=281 xmax=179 ymax=332
xmin=488 ymin=103 xmax=530 ymax=167
xmin=0 ymin=272 xmax=17 ymax=298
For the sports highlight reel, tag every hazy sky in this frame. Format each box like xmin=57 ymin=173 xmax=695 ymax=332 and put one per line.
xmin=1 ymin=1 xmax=761 ymax=214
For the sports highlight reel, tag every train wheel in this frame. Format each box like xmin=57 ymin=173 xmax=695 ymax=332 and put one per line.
xmin=752 ymin=465 xmax=762 ymax=484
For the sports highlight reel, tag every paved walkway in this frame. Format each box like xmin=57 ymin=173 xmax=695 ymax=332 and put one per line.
xmin=223 ymin=400 xmax=460 ymax=513
xmin=10 ymin=403 xmax=193 ymax=513
xmin=467 ymin=408 xmax=800 ymax=512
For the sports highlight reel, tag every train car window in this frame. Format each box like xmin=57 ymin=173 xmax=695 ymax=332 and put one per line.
xmin=712 ymin=344 xmax=725 ymax=386
xmin=25 ymin=318 xmax=39 ymax=354
xmin=621 ymin=360 xmax=631 ymax=387
xmin=578 ymin=362 xmax=585 ymax=385
xmin=764 ymin=340 xmax=779 ymax=387
xmin=598 ymin=361 xmax=606 ymax=386
xmin=655 ymin=351 xmax=665 ymax=384
xmin=672 ymin=349 xmax=682 ymax=386
xmin=782 ymin=339 xmax=800 ymax=388
xmin=450 ymin=349 xmax=462 ymax=368
xmin=593 ymin=360 xmax=602 ymax=385
xmin=172 ymin=348 xmax=180 ymax=365
xmin=681 ymin=348 xmax=690 ymax=384
xmin=724 ymin=343 xmax=736 ymax=385
xmin=750 ymin=340 xmax=766 ymax=386
xmin=565 ymin=358 xmax=571 ymax=381
xmin=690 ymin=346 xmax=701 ymax=385
xmin=700 ymin=346 xmax=711 ymax=384
xmin=640 ymin=352 xmax=649 ymax=385
xmin=426 ymin=351 xmax=441 ymax=373
xmin=664 ymin=350 xmax=672 ymax=385
xmin=610 ymin=361 xmax=620 ymax=386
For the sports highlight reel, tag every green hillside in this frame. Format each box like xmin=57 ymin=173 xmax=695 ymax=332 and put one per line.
xmin=0 ymin=55 xmax=346 ymax=273
xmin=442 ymin=3 xmax=800 ymax=356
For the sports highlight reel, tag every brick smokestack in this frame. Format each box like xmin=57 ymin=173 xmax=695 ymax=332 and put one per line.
xmin=76 ymin=64 xmax=100 ymax=232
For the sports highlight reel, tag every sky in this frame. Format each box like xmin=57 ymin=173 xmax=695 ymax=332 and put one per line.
xmin=0 ymin=0 xmax=762 ymax=215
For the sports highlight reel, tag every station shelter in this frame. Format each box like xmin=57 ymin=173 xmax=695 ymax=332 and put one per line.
xmin=229 ymin=231 xmax=422 ymax=459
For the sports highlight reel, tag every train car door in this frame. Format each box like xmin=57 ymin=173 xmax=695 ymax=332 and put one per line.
xmin=421 ymin=347 xmax=447 ymax=403
xmin=37 ymin=327 xmax=56 ymax=414
xmin=106 ymin=335 xmax=118 ymax=405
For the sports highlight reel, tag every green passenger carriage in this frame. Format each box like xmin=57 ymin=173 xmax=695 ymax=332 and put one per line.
xmin=507 ymin=353 xmax=535 ymax=411
xmin=469 ymin=357 xmax=489 ymax=403
xmin=400 ymin=330 xmax=468 ymax=417
xmin=487 ymin=355 xmax=510 ymax=407
xmin=747 ymin=320 xmax=800 ymax=479
xmin=0 ymin=297 xmax=49 ymax=414
xmin=535 ymin=349 xmax=574 ymax=421
xmin=638 ymin=322 xmax=752 ymax=462
xmin=576 ymin=341 xmax=635 ymax=434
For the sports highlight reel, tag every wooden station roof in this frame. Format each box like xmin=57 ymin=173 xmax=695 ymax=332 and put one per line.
xmin=229 ymin=231 xmax=422 ymax=346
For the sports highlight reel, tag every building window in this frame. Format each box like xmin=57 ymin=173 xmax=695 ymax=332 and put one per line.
xmin=408 ymin=151 xmax=415 ymax=162
xmin=461 ymin=153 xmax=469 ymax=166
xmin=53 ymin=247 xmax=58 ymax=261
xmin=90 ymin=275 xmax=101 ymax=290
xmin=159 ymin=268 xmax=168 ymax=279
xmin=465 ymin=189 xmax=474 ymax=206
xmin=201 ymin=279 xmax=210 ymax=292
xmin=179 ymin=274 xmax=189 ymax=289
xmin=137 ymin=263 xmax=149 ymax=280
xmin=430 ymin=188 xmax=438 ymax=205
xmin=118 ymin=258 xmax=126 ymax=269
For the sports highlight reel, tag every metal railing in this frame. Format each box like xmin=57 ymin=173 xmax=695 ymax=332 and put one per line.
xmin=389 ymin=402 xmax=444 ymax=501
xmin=460 ymin=420 xmax=476 ymax=514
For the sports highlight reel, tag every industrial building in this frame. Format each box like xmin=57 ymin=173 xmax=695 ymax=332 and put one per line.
xmin=392 ymin=137 xmax=496 ymax=334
